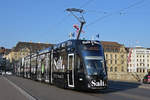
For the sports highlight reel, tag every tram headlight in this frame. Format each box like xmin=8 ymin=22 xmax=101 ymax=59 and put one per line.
xmin=79 ymin=78 xmax=83 ymax=81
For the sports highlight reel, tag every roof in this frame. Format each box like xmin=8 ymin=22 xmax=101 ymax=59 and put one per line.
xmin=101 ymin=41 xmax=123 ymax=47
xmin=12 ymin=41 xmax=54 ymax=53
xmin=101 ymin=41 xmax=123 ymax=52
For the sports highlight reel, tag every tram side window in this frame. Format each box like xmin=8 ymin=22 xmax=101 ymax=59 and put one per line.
xmin=53 ymin=50 xmax=68 ymax=72
xmin=62 ymin=52 xmax=67 ymax=72
xmin=41 ymin=58 xmax=46 ymax=75
xmin=77 ymin=55 xmax=84 ymax=73
xmin=31 ymin=58 xmax=36 ymax=74
xmin=45 ymin=53 xmax=50 ymax=75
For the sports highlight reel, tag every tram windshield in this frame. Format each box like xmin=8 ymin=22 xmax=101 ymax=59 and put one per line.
xmin=80 ymin=43 xmax=106 ymax=76
xmin=84 ymin=57 xmax=105 ymax=75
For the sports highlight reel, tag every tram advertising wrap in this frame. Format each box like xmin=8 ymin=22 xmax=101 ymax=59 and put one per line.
xmin=16 ymin=40 xmax=108 ymax=91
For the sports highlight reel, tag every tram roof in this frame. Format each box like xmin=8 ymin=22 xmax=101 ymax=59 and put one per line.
xmin=53 ymin=39 xmax=101 ymax=49
xmin=23 ymin=39 xmax=101 ymax=59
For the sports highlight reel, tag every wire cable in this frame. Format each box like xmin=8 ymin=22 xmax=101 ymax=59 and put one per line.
xmin=79 ymin=0 xmax=95 ymax=9
xmin=86 ymin=0 xmax=147 ymax=27
xmin=55 ymin=0 xmax=94 ymax=26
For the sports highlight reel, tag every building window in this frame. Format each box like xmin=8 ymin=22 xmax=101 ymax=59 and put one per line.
xmin=110 ymin=67 xmax=113 ymax=72
xmin=137 ymin=68 xmax=139 ymax=72
xmin=140 ymin=69 xmax=142 ymax=73
xmin=148 ymin=64 xmax=149 ymax=67
xmin=140 ymin=63 xmax=142 ymax=66
xmin=137 ymin=59 xmax=138 ymax=61
xmin=110 ymin=60 xmax=112 ymax=64
xmin=143 ymin=69 xmax=145 ymax=73
xmin=115 ymin=60 xmax=117 ymax=64
xmin=110 ymin=54 xmax=112 ymax=59
xmin=121 ymin=66 xmax=124 ymax=72
xmin=106 ymin=54 xmax=108 ymax=59
xmin=121 ymin=60 xmax=124 ymax=64
xmin=115 ymin=54 xmax=117 ymax=59
xmin=115 ymin=67 xmax=117 ymax=72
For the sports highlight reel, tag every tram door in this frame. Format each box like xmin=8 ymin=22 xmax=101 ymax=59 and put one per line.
xmin=68 ymin=54 xmax=75 ymax=88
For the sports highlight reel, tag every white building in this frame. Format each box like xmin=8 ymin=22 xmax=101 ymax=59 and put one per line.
xmin=128 ymin=46 xmax=150 ymax=73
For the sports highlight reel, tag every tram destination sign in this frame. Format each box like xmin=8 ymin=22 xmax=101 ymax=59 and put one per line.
xmin=86 ymin=46 xmax=99 ymax=51
xmin=82 ymin=40 xmax=100 ymax=45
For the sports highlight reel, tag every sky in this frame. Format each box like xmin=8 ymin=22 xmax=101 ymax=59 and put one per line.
xmin=0 ymin=0 xmax=150 ymax=48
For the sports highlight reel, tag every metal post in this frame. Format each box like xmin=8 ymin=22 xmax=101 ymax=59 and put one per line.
xmin=77 ymin=22 xmax=85 ymax=40
xmin=30 ymin=48 xmax=31 ymax=79
xmin=35 ymin=50 xmax=38 ymax=80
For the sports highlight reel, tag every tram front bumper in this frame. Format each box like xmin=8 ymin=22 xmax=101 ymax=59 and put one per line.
xmin=87 ymin=85 xmax=107 ymax=90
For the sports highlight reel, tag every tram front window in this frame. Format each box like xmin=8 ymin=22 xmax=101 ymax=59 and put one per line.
xmin=85 ymin=58 xmax=105 ymax=76
xmin=80 ymin=43 xmax=106 ymax=76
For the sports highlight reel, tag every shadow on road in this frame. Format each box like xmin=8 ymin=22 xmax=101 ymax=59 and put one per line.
xmin=75 ymin=80 xmax=142 ymax=94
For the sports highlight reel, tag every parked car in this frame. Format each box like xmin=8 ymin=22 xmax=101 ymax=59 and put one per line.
xmin=6 ymin=71 xmax=12 ymax=75
xmin=143 ymin=74 xmax=150 ymax=84
xmin=2 ymin=71 xmax=5 ymax=75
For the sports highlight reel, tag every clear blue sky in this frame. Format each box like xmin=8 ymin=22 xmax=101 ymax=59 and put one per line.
xmin=0 ymin=0 xmax=150 ymax=48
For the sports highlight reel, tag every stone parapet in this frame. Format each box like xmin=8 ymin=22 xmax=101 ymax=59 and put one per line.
xmin=108 ymin=72 xmax=147 ymax=82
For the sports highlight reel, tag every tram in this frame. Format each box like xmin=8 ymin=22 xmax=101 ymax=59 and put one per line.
xmin=18 ymin=39 xmax=108 ymax=90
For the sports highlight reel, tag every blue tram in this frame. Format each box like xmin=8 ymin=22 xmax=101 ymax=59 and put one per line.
xmin=18 ymin=39 xmax=108 ymax=90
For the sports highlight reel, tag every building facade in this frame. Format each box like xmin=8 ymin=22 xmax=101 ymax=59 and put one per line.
xmin=127 ymin=47 xmax=150 ymax=73
xmin=6 ymin=42 xmax=53 ymax=63
xmin=101 ymin=41 xmax=127 ymax=73
xmin=0 ymin=47 xmax=6 ymax=71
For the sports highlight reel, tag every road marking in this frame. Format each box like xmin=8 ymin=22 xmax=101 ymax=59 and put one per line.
xmin=3 ymin=77 xmax=37 ymax=100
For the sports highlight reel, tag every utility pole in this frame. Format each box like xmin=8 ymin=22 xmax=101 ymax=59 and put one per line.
xmin=30 ymin=46 xmax=32 ymax=79
xmin=66 ymin=8 xmax=86 ymax=40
